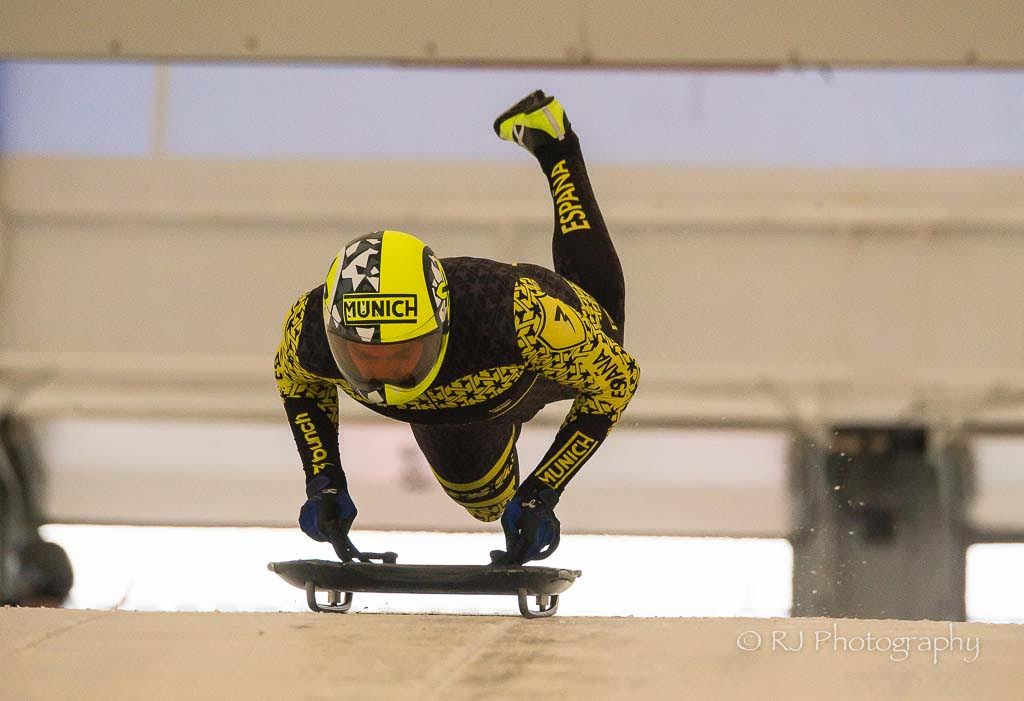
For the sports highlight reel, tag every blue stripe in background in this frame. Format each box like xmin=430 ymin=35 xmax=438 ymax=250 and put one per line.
xmin=2 ymin=60 xmax=1023 ymax=167
xmin=0 ymin=62 xmax=154 ymax=156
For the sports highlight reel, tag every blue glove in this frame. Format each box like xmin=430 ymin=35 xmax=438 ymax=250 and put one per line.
xmin=299 ymin=475 xmax=358 ymax=550
xmin=490 ymin=487 xmax=561 ymax=565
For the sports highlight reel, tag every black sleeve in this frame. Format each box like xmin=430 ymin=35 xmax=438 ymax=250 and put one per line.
xmin=274 ymin=293 xmax=346 ymax=491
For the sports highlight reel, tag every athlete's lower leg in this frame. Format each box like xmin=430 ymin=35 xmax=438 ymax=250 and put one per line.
xmin=494 ymin=91 xmax=626 ymax=330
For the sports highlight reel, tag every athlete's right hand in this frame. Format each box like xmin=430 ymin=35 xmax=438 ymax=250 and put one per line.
xmin=299 ymin=474 xmax=358 ymax=545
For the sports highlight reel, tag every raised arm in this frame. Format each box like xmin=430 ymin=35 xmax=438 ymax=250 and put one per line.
xmin=489 ymin=275 xmax=639 ymax=565
xmin=514 ymin=276 xmax=640 ymax=497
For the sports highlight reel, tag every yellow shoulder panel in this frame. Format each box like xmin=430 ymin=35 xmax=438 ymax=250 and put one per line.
xmin=514 ymin=277 xmax=639 ymax=424
xmin=273 ymin=293 xmax=340 ymax=424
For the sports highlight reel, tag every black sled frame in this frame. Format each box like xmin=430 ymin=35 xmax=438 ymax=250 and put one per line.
xmin=268 ymin=554 xmax=581 ymax=619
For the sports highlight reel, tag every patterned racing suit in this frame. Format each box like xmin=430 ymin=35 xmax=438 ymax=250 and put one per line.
xmin=275 ymin=132 xmax=640 ymax=521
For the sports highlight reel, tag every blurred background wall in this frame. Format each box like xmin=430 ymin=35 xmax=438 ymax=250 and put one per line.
xmin=2 ymin=62 xmax=1023 ymax=538
xmin=1 ymin=2 xmax=1023 ymax=541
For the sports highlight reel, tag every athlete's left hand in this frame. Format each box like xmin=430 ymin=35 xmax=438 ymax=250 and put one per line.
xmin=490 ymin=487 xmax=561 ymax=565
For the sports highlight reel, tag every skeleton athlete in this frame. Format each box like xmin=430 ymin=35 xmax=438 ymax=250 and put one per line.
xmin=275 ymin=91 xmax=640 ymax=564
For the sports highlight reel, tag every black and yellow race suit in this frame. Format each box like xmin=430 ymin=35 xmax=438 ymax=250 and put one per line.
xmin=275 ymin=132 xmax=640 ymax=522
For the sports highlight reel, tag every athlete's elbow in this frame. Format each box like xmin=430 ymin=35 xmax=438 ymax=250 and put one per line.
xmin=606 ymin=354 xmax=640 ymax=411
xmin=623 ymin=353 xmax=640 ymax=399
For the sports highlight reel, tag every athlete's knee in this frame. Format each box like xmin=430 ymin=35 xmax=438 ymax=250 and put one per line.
xmin=430 ymin=437 xmax=520 ymax=522
xmin=464 ymin=494 xmax=515 ymax=523
xmin=435 ymin=463 xmax=518 ymax=522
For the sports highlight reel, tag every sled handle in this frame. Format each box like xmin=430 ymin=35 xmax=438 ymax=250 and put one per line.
xmin=330 ymin=534 xmax=398 ymax=564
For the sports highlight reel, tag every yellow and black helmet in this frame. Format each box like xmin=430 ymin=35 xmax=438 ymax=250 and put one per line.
xmin=323 ymin=230 xmax=450 ymax=405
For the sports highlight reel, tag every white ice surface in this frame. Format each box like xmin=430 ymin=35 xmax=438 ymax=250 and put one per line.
xmin=966 ymin=543 xmax=1024 ymax=624
xmin=40 ymin=525 xmax=791 ymax=617
xmin=38 ymin=525 xmax=1023 ymax=621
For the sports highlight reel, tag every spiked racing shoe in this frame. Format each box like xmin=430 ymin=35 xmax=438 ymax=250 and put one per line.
xmin=493 ymin=90 xmax=572 ymax=155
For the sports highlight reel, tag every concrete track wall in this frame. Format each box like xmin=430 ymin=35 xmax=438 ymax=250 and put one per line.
xmin=4 ymin=0 xmax=1023 ymax=67
xmin=1 ymin=607 xmax=1021 ymax=700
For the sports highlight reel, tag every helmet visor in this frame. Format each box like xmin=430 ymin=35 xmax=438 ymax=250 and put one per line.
xmin=329 ymin=329 xmax=443 ymax=393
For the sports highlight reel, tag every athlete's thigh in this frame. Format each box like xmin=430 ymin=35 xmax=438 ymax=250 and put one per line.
xmin=410 ymin=421 xmax=521 ymax=522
